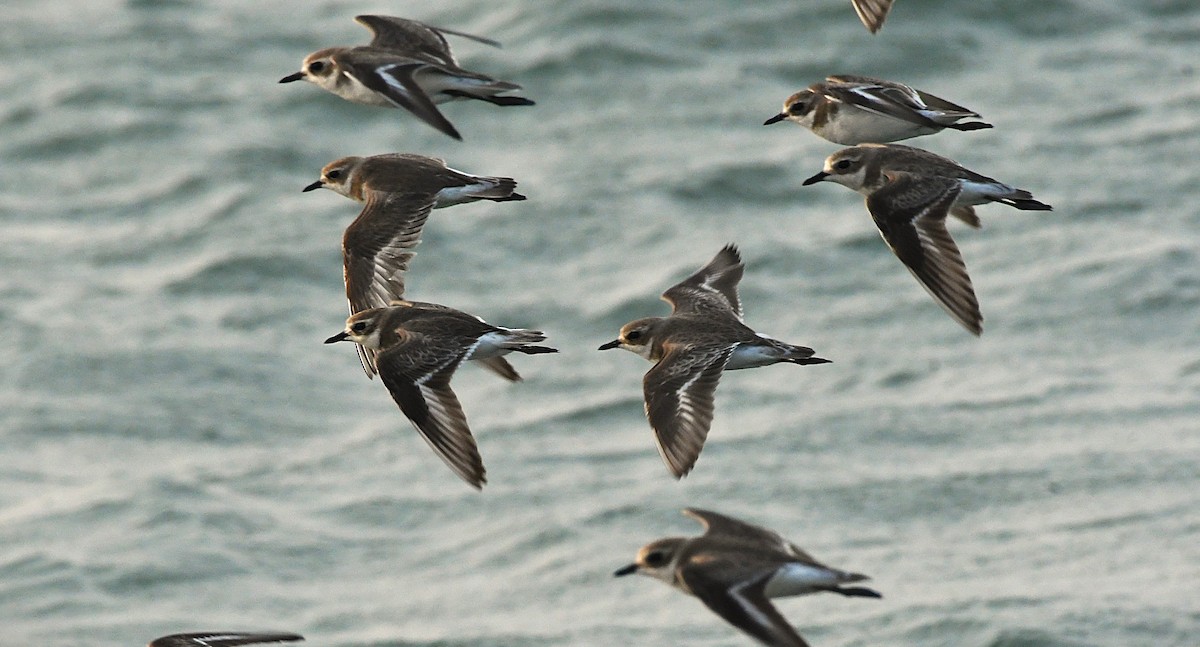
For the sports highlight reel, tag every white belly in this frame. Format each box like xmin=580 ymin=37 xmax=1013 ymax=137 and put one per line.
xmin=328 ymin=74 xmax=394 ymax=107
xmin=465 ymin=332 xmax=513 ymax=360
xmin=434 ymin=183 xmax=487 ymax=207
xmin=725 ymin=341 xmax=784 ymax=370
xmin=819 ymin=107 xmax=935 ymax=145
xmin=957 ymin=179 xmax=1017 ymax=205
xmin=763 ymin=563 xmax=843 ymax=598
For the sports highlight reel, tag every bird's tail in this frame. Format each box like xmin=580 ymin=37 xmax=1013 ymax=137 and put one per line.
xmin=1004 ymin=197 xmax=1053 ymax=211
xmin=473 ymin=176 xmax=526 ymax=202
xmin=474 ymin=94 xmax=536 ymax=106
xmin=787 ymin=355 xmax=831 ymax=366
xmin=833 ymin=585 xmax=883 ymax=598
xmin=443 ymin=88 xmax=535 ymax=107
xmin=994 ymin=187 xmax=1052 ymax=211
xmin=945 ymin=121 xmax=993 ymax=131
xmin=514 ymin=345 xmax=558 ymax=355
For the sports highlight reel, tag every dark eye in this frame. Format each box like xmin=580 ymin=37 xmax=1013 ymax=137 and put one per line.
xmin=626 ymin=330 xmax=642 ymax=341
xmin=644 ymin=550 xmax=665 ymax=566
xmin=835 ymin=159 xmax=854 ymax=170
xmin=351 ymin=321 xmax=367 ymax=333
xmin=308 ymin=60 xmax=326 ymax=74
xmin=788 ymin=101 xmax=807 ymax=115
xmin=326 ymin=169 xmax=342 ymax=180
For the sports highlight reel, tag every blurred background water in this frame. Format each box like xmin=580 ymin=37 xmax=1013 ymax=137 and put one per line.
xmin=1 ymin=0 xmax=1198 ymax=645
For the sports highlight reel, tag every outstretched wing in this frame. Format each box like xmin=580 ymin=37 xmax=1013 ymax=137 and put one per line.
xmin=343 ymin=191 xmax=437 ymax=376
xmin=868 ymin=172 xmax=982 ymax=335
xmin=643 ymin=342 xmax=735 ymax=478
xmin=343 ymin=192 xmax=435 ymax=315
xmin=684 ymin=508 xmax=830 ymax=566
xmin=683 ymin=509 xmax=789 ymax=548
xmin=148 ymin=633 xmax=303 ymax=647
xmin=377 ymin=332 xmax=486 ymax=489
xmin=680 ymin=563 xmax=811 ymax=647
xmin=355 ymin=15 xmax=501 ymax=56
xmin=662 ymin=244 xmax=745 ymax=320
xmin=851 ymin=0 xmax=895 ymax=34
xmin=341 ymin=56 xmax=463 ymax=140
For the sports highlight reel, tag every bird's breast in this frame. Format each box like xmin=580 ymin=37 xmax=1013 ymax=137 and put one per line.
xmin=332 ymin=73 xmax=397 ymax=107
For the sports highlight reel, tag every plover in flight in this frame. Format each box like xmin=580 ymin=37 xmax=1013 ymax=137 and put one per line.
xmin=325 ymin=300 xmax=556 ymax=489
xmin=802 ymin=143 xmax=1053 ymax=335
xmin=304 ymin=153 xmax=525 ymax=377
xmin=280 ymin=15 xmax=533 ymax=140
xmin=764 ymin=74 xmax=991 ymax=145
xmin=615 ymin=508 xmax=880 ymax=647
xmin=148 ymin=633 xmax=303 ymax=647
xmin=851 ymin=0 xmax=895 ymax=33
xmin=599 ymin=245 xmax=829 ymax=478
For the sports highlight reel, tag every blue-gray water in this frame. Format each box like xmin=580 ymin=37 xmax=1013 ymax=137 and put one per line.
xmin=2 ymin=0 xmax=1198 ymax=645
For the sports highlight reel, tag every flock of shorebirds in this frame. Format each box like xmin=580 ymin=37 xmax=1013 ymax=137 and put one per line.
xmin=147 ymin=2 xmax=1053 ymax=646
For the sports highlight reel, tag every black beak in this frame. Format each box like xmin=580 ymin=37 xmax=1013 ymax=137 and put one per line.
xmin=598 ymin=340 xmax=620 ymax=351
xmin=279 ymin=71 xmax=305 ymax=83
xmin=801 ymin=171 xmax=829 ymax=186
xmin=613 ymin=563 xmax=638 ymax=577
xmin=324 ymin=331 xmax=350 ymax=344
xmin=302 ymin=180 xmax=324 ymax=192
xmin=763 ymin=113 xmax=786 ymax=125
